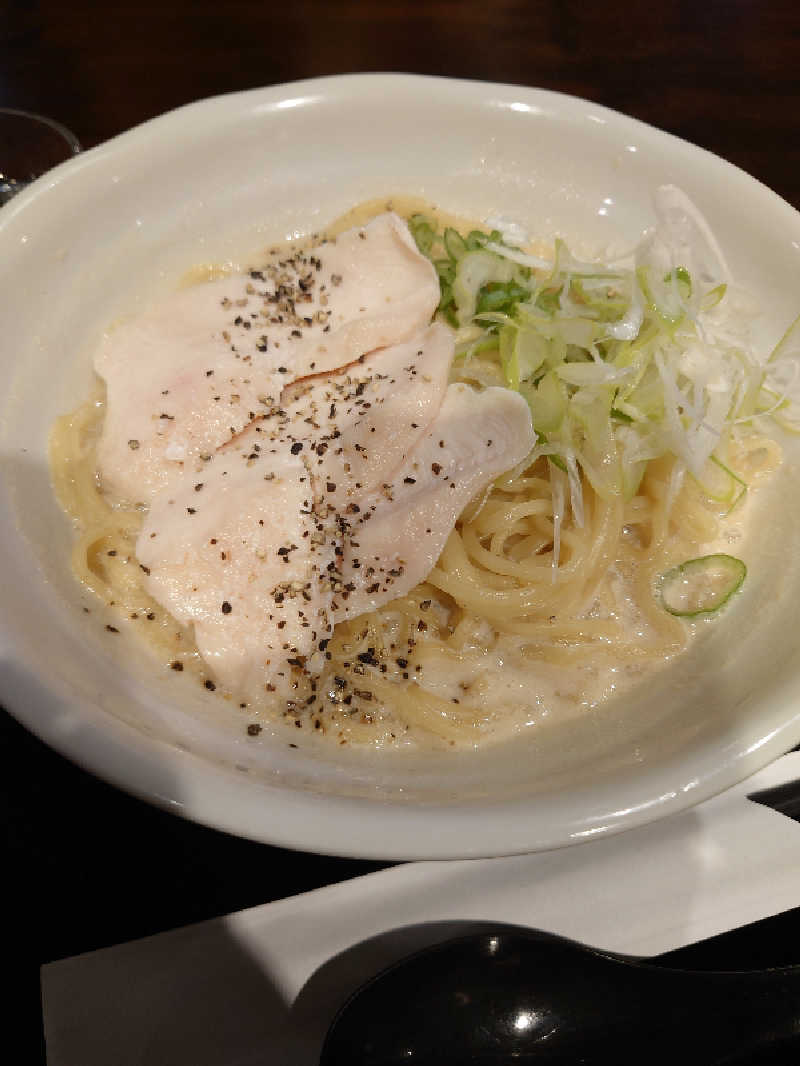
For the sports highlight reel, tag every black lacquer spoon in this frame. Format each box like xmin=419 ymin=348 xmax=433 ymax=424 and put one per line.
xmin=319 ymin=928 xmax=800 ymax=1064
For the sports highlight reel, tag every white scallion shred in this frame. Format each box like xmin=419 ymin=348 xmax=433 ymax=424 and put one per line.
xmin=550 ymin=464 xmax=566 ymax=576
xmin=485 ymin=241 xmax=553 ymax=271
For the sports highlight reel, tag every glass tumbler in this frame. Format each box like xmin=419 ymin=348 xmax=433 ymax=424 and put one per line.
xmin=0 ymin=107 xmax=81 ymax=206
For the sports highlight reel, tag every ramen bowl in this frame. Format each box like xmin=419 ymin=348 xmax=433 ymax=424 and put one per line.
xmin=2 ymin=74 xmax=800 ymax=859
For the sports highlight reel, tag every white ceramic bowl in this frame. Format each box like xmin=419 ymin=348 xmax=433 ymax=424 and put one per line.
xmin=2 ymin=74 xmax=800 ymax=860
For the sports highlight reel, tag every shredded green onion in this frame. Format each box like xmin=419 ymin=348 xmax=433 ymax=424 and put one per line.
xmin=689 ymin=455 xmax=748 ymax=513
xmin=409 ymin=194 xmax=798 ymax=532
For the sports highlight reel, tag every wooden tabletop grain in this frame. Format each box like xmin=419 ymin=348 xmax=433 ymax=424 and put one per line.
xmin=2 ymin=2 xmax=800 ymax=1061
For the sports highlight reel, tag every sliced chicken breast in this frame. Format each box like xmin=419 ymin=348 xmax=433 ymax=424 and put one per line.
xmin=137 ymin=448 xmax=332 ymax=706
xmin=231 ymin=321 xmax=454 ymax=510
xmin=333 ymin=384 xmax=535 ymax=620
xmin=134 ymin=324 xmax=454 ymax=703
xmin=136 ymin=374 xmax=534 ymax=703
xmin=96 ymin=213 xmax=438 ymax=503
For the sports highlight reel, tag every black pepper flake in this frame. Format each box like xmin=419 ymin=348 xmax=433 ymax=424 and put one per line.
xmin=107 ymin=549 xmax=117 ymax=557
xmin=105 ymin=624 xmax=119 ymax=633
xmin=247 ymin=723 xmax=262 ymax=736
xmin=170 ymin=661 xmax=184 ymax=672
xmin=127 ymin=439 xmax=140 ymax=450
xmin=194 ymin=483 xmax=204 ymax=491
xmin=403 ymin=477 xmax=416 ymax=485
xmin=221 ymin=600 xmax=232 ymax=614
xmin=431 ymin=462 xmax=442 ymax=475
xmin=186 ymin=507 xmax=196 ymax=514
xmin=290 ymin=442 xmax=303 ymax=455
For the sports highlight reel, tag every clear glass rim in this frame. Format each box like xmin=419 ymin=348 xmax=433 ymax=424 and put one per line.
xmin=0 ymin=106 xmax=82 ymax=155
xmin=0 ymin=107 xmax=82 ymax=204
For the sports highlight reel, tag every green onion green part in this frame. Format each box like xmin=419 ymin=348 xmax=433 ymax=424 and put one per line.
xmin=659 ymin=554 xmax=747 ymax=617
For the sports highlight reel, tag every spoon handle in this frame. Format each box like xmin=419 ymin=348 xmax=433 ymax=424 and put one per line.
xmin=656 ymin=966 xmax=800 ymax=1063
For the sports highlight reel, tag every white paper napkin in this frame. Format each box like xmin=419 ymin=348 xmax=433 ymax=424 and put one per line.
xmin=42 ymin=752 xmax=800 ymax=1066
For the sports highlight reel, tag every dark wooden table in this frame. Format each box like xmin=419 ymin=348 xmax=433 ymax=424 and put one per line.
xmin=2 ymin=2 xmax=800 ymax=1061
